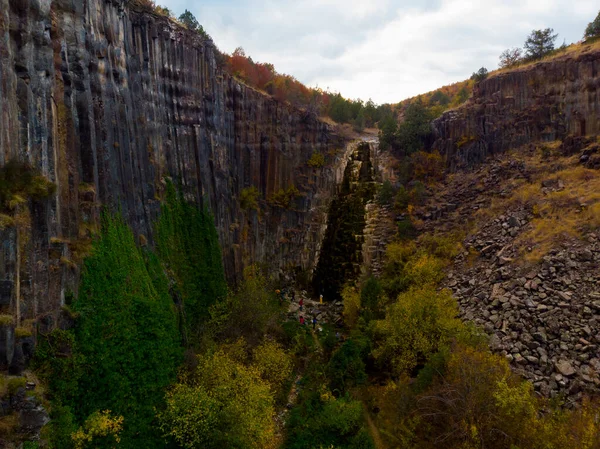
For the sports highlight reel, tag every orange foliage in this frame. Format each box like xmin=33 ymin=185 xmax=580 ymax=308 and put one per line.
xmin=224 ymin=48 xmax=323 ymax=112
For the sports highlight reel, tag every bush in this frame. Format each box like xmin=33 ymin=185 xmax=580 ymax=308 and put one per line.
xmin=208 ymin=266 xmax=280 ymax=347
xmin=360 ymin=277 xmax=384 ymax=322
xmin=376 ymin=180 xmax=395 ymax=206
xmin=342 ymin=284 xmax=361 ymax=329
xmin=499 ymin=47 xmax=523 ymax=68
xmin=252 ymin=341 xmax=293 ymax=393
xmin=307 ymin=152 xmax=326 ymax=168
xmin=269 ymin=184 xmax=300 ymax=209
xmin=286 ymin=391 xmax=374 ymax=449
xmin=327 ymin=338 xmax=369 ymax=396
xmin=240 ymin=186 xmax=260 ymax=211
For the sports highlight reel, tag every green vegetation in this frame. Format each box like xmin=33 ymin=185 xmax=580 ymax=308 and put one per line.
xmin=286 ymin=391 xmax=374 ymax=449
xmin=269 ymin=184 xmax=300 ymax=209
xmin=470 ymin=66 xmax=489 ymax=82
xmin=585 ymin=11 xmax=600 ymax=39
xmin=379 ymin=102 xmax=434 ymax=155
xmin=524 ymin=28 xmax=558 ymax=60
xmin=240 ymin=186 xmax=260 ymax=211
xmin=43 ymin=214 xmax=181 ymax=448
xmin=307 ymin=152 xmax=326 ymax=168
xmin=178 ymin=9 xmax=210 ymax=39
xmin=156 ymin=182 xmax=227 ymax=339
xmin=159 ymin=348 xmax=277 ymax=449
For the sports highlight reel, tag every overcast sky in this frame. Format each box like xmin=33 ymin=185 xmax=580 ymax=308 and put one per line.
xmin=158 ymin=0 xmax=598 ymax=104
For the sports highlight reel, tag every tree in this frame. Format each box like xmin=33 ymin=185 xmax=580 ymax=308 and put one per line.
xmin=158 ymin=350 xmax=276 ymax=449
xmin=524 ymin=28 xmax=558 ymax=60
xmin=179 ymin=9 xmax=209 ymax=39
xmin=470 ymin=67 xmax=489 ymax=82
xmin=371 ymin=286 xmax=462 ymax=376
xmin=584 ymin=11 xmax=600 ymax=39
xmin=396 ymin=102 xmax=434 ymax=154
xmin=499 ymin=47 xmax=523 ymax=68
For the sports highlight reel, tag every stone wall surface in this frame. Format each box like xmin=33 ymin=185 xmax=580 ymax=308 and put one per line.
xmin=432 ymin=47 xmax=600 ymax=169
xmin=0 ymin=0 xmax=349 ymax=359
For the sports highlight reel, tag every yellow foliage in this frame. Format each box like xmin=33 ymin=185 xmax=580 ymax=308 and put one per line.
xmin=71 ymin=410 xmax=124 ymax=449
xmin=252 ymin=340 xmax=293 ymax=392
xmin=372 ymin=287 xmax=462 ymax=375
xmin=403 ymin=253 xmax=446 ymax=286
xmin=341 ymin=284 xmax=361 ymax=328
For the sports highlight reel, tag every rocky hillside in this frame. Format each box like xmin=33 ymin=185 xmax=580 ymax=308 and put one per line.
xmin=416 ymin=139 xmax=600 ymax=404
xmin=0 ymin=0 xmax=351 ymax=331
xmin=432 ymin=43 xmax=600 ymax=169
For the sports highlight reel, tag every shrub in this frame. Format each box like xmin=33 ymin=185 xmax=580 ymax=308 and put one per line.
xmin=240 ymin=186 xmax=260 ymax=211
xmin=7 ymin=377 xmax=26 ymax=395
xmin=71 ymin=411 xmax=124 ymax=449
xmin=269 ymin=184 xmax=300 ymax=209
xmin=307 ymin=152 xmax=326 ymax=168
xmin=499 ymin=47 xmax=523 ymax=68
xmin=376 ymin=180 xmax=395 ymax=206
xmin=360 ymin=277 xmax=384 ymax=322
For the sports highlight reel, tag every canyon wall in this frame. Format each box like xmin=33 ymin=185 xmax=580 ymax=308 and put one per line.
xmin=0 ymin=0 xmax=349 ymax=344
xmin=432 ymin=47 xmax=600 ymax=169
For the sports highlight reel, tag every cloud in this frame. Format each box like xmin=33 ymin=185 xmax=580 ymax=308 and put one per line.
xmin=160 ymin=0 xmax=598 ymax=103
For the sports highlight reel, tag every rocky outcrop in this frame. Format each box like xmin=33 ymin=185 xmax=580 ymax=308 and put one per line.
xmin=0 ymin=0 xmax=349 ymax=354
xmin=432 ymin=47 xmax=600 ymax=169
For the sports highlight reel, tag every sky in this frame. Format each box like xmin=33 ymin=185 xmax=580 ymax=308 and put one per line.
xmin=159 ymin=0 xmax=598 ymax=104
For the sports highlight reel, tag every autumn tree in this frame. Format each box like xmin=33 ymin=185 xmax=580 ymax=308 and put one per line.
xmin=585 ymin=11 xmax=600 ymax=39
xmin=371 ymin=286 xmax=463 ymax=376
xmin=499 ymin=47 xmax=523 ymax=68
xmin=158 ymin=350 xmax=276 ymax=449
xmin=524 ymin=28 xmax=558 ymax=60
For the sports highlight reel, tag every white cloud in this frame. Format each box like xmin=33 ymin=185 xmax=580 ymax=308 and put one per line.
xmin=161 ymin=0 xmax=599 ymax=103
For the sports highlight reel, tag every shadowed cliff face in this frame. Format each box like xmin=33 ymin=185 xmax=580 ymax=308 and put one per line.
xmin=432 ymin=48 xmax=600 ymax=169
xmin=0 ymin=0 xmax=349 ymax=344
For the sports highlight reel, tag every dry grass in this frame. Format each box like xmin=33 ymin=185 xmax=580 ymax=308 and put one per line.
xmin=491 ymin=38 xmax=600 ymax=78
xmin=488 ymin=157 xmax=600 ymax=261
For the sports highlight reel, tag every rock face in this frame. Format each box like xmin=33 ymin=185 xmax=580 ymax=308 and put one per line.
xmin=0 ymin=1 xmax=349 ymax=351
xmin=432 ymin=47 xmax=600 ymax=169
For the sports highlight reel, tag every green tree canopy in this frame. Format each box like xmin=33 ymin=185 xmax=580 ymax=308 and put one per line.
xmin=179 ymin=9 xmax=210 ymax=39
xmin=585 ymin=11 xmax=600 ymax=39
xmin=524 ymin=28 xmax=558 ymax=60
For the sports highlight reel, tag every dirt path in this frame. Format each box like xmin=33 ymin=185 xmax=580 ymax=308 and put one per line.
xmin=363 ymin=404 xmax=385 ymax=449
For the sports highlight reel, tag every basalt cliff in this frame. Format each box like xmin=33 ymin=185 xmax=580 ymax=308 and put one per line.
xmin=0 ymin=0 xmax=352 ymax=345
xmin=432 ymin=46 xmax=600 ymax=168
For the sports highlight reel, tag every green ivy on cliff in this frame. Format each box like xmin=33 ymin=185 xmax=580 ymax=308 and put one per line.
xmin=35 ymin=214 xmax=183 ymax=448
xmin=73 ymin=213 xmax=182 ymax=447
xmin=155 ymin=182 xmax=227 ymax=341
